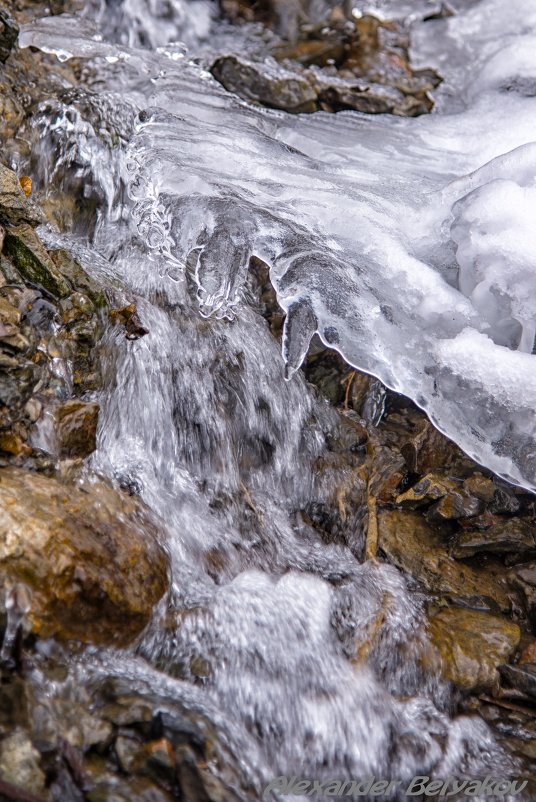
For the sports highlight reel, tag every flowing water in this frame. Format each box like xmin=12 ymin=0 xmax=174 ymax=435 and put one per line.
xmin=8 ymin=0 xmax=536 ymax=798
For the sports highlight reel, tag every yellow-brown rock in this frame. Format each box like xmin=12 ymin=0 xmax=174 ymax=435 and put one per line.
xmin=428 ymin=607 xmax=520 ymax=693
xmin=0 ymin=467 xmax=168 ymax=647
xmin=377 ymin=509 xmax=511 ymax=610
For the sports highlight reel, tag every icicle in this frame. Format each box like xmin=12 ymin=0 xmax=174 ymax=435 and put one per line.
xmin=282 ymin=298 xmax=317 ymax=380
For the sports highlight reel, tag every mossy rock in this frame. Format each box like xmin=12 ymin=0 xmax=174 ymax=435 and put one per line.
xmin=3 ymin=224 xmax=70 ymax=298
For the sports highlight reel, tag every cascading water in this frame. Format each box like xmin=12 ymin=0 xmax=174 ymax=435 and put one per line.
xmin=6 ymin=0 xmax=536 ymax=798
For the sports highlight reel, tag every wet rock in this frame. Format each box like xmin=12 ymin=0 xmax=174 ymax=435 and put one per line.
xmin=395 ymin=472 xmax=482 ymax=518
xmin=2 ymin=225 xmax=70 ymax=298
xmin=211 ymin=55 xmax=318 ymax=113
xmin=84 ymin=759 xmax=175 ymax=802
xmin=55 ymin=400 xmax=99 ymax=458
xmin=428 ymin=608 xmax=520 ymax=693
xmin=49 ymin=250 xmax=106 ymax=309
xmin=220 ymin=0 xmax=313 ymax=41
xmin=509 ymin=562 xmax=536 ymax=622
xmin=0 ymin=164 xmax=43 ymax=227
xmin=139 ymin=737 xmax=176 ymax=787
xmin=0 ymin=730 xmax=46 ymax=797
xmin=451 ymin=519 xmax=536 ymax=559
xmin=377 ymin=509 xmax=512 ymax=610
xmin=366 ymin=433 xmax=407 ymax=504
xmin=499 ymin=663 xmax=536 ymax=699
xmin=216 ymin=6 xmax=441 ymax=116
xmin=397 ymin=415 xmax=467 ymax=474
xmin=316 ymin=74 xmax=434 ymax=116
xmin=0 ymin=8 xmax=19 ymax=64
xmin=463 ymin=473 xmax=499 ymax=503
xmin=519 ymin=641 xmax=536 ymax=664
xmin=115 ymin=735 xmax=142 ymax=773
xmin=109 ymin=303 xmax=149 ymax=340
xmin=0 ymin=467 xmax=168 ymax=646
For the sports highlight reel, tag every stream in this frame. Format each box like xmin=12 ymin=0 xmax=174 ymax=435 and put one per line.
xmin=7 ymin=0 xmax=536 ymax=799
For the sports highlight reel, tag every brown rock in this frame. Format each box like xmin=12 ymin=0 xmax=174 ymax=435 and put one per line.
xmin=396 ymin=472 xmax=483 ymax=519
xmin=0 ymin=467 xmax=168 ymax=646
xmin=462 ymin=473 xmax=496 ymax=503
xmin=399 ymin=416 xmax=463 ymax=474
xmin=451 ymin=519 xmax=536 ymax=559
xmin=519 ymin=641 xmax=536 ymax=665
xmin=377 ymin=509 xmax=512 ymax=610
xmin=109 ymin=303 xmax=148 ymax=340
xmin=0 ymin=164 xmax=43 ymax=227
xmin=56 ymin=400 xmax=100 ymax=458
xmin=428 ymin=607 xmax=520 ymax=693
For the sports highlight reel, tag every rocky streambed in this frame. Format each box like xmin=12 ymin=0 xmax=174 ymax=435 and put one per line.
xmin=1 ymin=1 xmax=536 ymax=800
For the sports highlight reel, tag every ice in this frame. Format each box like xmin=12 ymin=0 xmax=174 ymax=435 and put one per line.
xmin=21 ymin=0 xmax=536 ymax=490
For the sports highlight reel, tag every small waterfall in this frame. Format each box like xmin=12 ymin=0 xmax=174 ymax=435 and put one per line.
xmin=8 ymin=0 xmax=536 ymax=798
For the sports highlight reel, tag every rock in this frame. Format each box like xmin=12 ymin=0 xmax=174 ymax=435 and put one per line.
xmin=451 ymin=519 xmax=536 ymax=559
xmin=316 ymin=75 xmax=432 ymax=116
xmin=428 ymin=607 xmax=520 ymax=693
xmin=220 ymin=0 xmax=311 ymax=41
xmin=55 ymin=400 xmax=99 ymax=458
xmin=0 ymin=296 xmax=21 ymax=328
xmin=509 ymin=562 xmax=536 ymax=622
xmin=0 ymin=8 xmax=18 ymax=64
xmin=498 ymin=662 xmax=536 ymax=699
xmin=398 ymin=415 xmax=463 ymax=474
xmin=139 ymin=737 xmax=176 ymax=786
xmin=19 ymin=176 xmax=32 ymax=198
xmin=49 ymin=250 xmax=106 ymax=308
xmin=0 ymin=467 xmax=168 ymax=646
xmin=109 ymin=303 xmax=148 ymax=340
xmin=85 ymin=764 xmax=174 ymax=802
xmin=519 ymin=641 xmax=536 ymax=664
xmin=2 ymin=224 xmax=70 ymax=298
xmin=0 ymin=431 xmax=30 ymax=457
xmin=463 ymin=473 xmax=498 ymax=503
xmin=115 ymin=735 xmax=142 ymax=773
xmin=216 ymin=7 xmax=441 ymax=116
xmin=210 ymin=55 xmax=318 ymax=113
xmin=395 ymin=471 xmax=484 ymax=519
xmin=0 ymin=730 xmax=46 ymax=797
xmin=377 ymin=509 xmax=512 ymax=610
xmin=428 ymin=489 xmax=483 ymax=521
xmin=0 ymin=164 xmax=43 ymax=227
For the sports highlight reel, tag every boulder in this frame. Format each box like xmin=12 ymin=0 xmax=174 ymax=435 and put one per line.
xmin=428 ymin=607 xmax=520 ymax=693
xmin=0 ymin=467 xmax=168 ymax=646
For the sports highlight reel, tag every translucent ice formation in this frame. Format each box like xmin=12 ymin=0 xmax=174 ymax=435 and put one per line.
xmin=19 ymin=1 xmax=536 ymax=494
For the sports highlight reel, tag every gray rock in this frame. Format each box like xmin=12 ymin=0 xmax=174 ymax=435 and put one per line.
xmin=0 ymin=730 xmax=47 ymax=797
xmin=211 ymin=55 xmax=318 ymax=113
xmin=0 ymin=8 xmax=18 ymax=64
